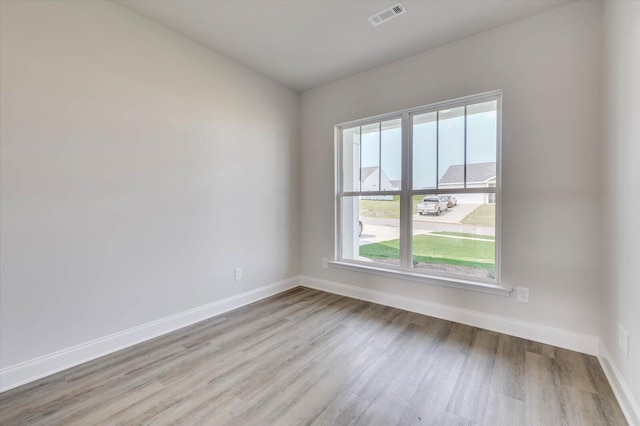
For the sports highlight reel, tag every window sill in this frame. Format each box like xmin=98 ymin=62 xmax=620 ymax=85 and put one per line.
xmin=328 ymin=261 xmax=512 ymax=296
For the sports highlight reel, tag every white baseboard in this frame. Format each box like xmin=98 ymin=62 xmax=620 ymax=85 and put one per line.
xmin=300 ymin=275 xmax=599 ymax=356
xmin=598 ymin=341 xmax=640 ymax=426
xmin=0 ymin=276 xmax=300 ymax=393
xmin=6 ymin=274 xmax=633 ymax=424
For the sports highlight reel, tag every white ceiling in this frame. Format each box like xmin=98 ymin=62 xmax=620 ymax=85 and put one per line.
xmin=116 ymin=0 xmax=571 ymax=91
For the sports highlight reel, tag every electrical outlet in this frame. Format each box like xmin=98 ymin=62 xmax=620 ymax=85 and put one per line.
xmin=234 ymin=268 xmax=243 ymax=281
xmin=618 ymin=324 xmax=629 ymax=357
xmin=516 ymin=287 xmax=529 ymax=303
xmin=322 ymin=258 xmax=328 ymax=269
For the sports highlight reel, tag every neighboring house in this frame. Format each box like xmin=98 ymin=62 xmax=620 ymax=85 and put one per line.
xmin=361 ymin=166 xmax=394 ymax=200
xmin=439 ymin=162 xmax=496 ymax=203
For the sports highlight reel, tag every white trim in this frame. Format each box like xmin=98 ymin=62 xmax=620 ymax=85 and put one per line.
xmin=335 ymin=91 xmax=503 ymax=287
xmin=336 ymin=90 xmax=502 ymax=128
xmin=409 ymin=186 xmax=498 ymax=195
xmin=598 ymin=341 xmax=640 ymax=426
xmin=300 ymin=275 xmax=599 ymax=355
xmin=0 ymin=276 xmax=300 ymax=394
xmin=328 ymin=261 xmax=511 ymax=296
xmin=3 ymin=277 xmax=633 ymax=424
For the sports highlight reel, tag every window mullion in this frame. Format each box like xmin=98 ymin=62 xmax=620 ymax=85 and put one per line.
xmin=336 ymin=125 xmax=343 ymax=261
xmin=464 ymin=105 xmax=467 ymax=189
xmin=378 ymin=122 xmax=382 ymax=191
xmin=358 ymin=126 xmax=362 ymax=192
xmin=400 ymin=112 xmax=412 ymax=270
xmin=436 ymin=111 xmax=440 ymax=190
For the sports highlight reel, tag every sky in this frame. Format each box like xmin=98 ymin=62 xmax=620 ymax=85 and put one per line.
xmin=357 ymin=103 xmax=497 ymax=190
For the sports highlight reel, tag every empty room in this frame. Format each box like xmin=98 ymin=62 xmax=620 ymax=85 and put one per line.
xmin=0 ymin=0 xmax=638 ymax=424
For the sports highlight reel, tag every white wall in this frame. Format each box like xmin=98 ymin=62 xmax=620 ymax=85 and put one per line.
xmin=3 ymin=0 xmax=637 ymax=414
xmin=0 ymin=0 xmax=299 ymax=369
xmin=602 ymin=0 xmax=640 ymax=416
xmin=301 ymin=1 xmax=602 ymax=336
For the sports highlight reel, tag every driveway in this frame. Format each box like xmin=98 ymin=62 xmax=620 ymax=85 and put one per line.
xmin=414 ymin=203 xmax=480 ymax=224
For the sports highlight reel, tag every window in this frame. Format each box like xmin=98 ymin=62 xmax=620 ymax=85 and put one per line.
xmin=335 ymin=92 xmax=502 ymax=290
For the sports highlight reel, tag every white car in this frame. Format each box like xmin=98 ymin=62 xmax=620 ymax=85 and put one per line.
xmin=417 ymin=196 xmax=448 ymax=216
xmin=439 ymin=195 xmax=457 ymax=208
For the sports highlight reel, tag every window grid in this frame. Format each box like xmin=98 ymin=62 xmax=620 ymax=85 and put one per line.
xmin=336 ymin=91 xmax=501 ymax=285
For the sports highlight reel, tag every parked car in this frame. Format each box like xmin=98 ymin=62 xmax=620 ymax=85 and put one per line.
xmin=417 ymin=196 xmax=448 ymax=216
xmin=440 ymin=195 xmax=457 ymax=208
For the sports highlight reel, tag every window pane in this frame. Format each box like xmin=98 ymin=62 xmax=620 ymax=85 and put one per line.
xmin=341 ymin=196 xmax=400 ymax=266
xmin=413 ymin=193 xmax=496 ymax=279
xmin=438 ymin=107 xmax=465 ymax=189
xmin=342 ymin=126 xmax=361 ymax=192
xmin=466 ymin=101 xmax=497 ymax=188
xmin=412 ymin=112 xmax=437 ymax=190
xmin=338 ymin=94 xmax=500 ymax=283
xmin=360 ymin=123 xmax=380 ymax=192
xmin=380 ymin=119 xmax=402 ymax=190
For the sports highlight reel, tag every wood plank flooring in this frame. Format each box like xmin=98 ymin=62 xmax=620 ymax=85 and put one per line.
xmin=0 ymin=287 xmax=627 ymax=425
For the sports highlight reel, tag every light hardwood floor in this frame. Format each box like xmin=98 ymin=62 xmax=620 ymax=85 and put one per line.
xmin=0 ymin=287 xmax=627 ymax=425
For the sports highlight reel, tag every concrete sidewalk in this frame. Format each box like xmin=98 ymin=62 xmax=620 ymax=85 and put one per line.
xmin=359 ymin=225 xmax=494 ymax=246
xmin=358 ymin=203 xmax=495 ymax=246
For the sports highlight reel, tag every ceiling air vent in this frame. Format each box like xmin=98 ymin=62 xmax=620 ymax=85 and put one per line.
xmin=367 ymin=2 xmax=406 ymax=27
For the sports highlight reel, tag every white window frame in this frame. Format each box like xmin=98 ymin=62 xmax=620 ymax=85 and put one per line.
xmin=333 ymin=91 xmax=510 ymax=296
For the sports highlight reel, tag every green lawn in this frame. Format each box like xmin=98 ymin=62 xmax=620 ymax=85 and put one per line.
xmin=359 ymin=234 xmax=495 ymax=269
xmin=431 ymin=231 xmax=495 ymax=241
xmin=359 ymin=199 xmax=400 ymax=219
xmin=461 ymin=204 xmax=496 ymax=227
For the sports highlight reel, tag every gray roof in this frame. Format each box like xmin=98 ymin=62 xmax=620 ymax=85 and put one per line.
xmin=360 ymin=166 xmax=379 ymax=181
xmin=439 ymin=162 xmax=496 ymax=184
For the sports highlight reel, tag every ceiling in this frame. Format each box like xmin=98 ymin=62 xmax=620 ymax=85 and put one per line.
xmin=116 ymin=0 xmax=571 ymax=91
